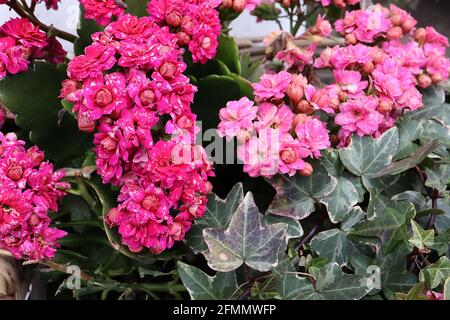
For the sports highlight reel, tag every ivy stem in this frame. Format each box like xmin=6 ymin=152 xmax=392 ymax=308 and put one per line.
xmin=8 ymin=0 xmax=78 ymax=43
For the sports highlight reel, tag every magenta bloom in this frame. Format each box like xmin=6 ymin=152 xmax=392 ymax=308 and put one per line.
xmin=0 ymin=18 xmax=47 ymax=48
xmin=68 ymin=43 xmax=117 ymax=81
xmin=80 ymin=0 xmax=125 ymax=26
xmin=253 ymin=71 xmax=292 ymax=101
xmin=217 ymin=97 xmax=258 ymax=139
xmin=335 ymin=97 xmax=384 ymax=137
xmin=83 ymin=72 xmax=130 ymax=120
xmin=295 ymin=116 xmax=331 ymax=158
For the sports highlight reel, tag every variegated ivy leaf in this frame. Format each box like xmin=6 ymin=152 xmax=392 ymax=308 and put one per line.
xmin=339 ymin=127 xmax=399 ymax=178
xmin=406 ymin=85 xmax=447 ymax=122
xmin=408 ymin=220 xmax=434 ymax=250
xmin=296 ymin=263 xmax=371 ymax=300
xmin=320 ymin=176 xmax=359 ymax=223
xmin=425 ymin=164 xmax=450 ymax=193
xmin=185 ymin=183 xmax=244 ymax=253
xmin=310 ymin=229 xmax=358 ymax=267
xmin=419 ymin=256 xmax=450 ymax=289
xmin=444 ymin=277 xmax=450 ymax=300
xmin=394 ymin=118 xmax=424 ymax=161
xmin=267 ymin=161 xmax=337 ymax=220
xmin=395 ymin=283 xmax=429 ymax=300
xmin=177 ymin=262 xmax=240 ymax=300
xmin=431 ymin=230 xmax=450 ymax=256
xmin=203 ymin=193 xmax=288 ymax=272
xmin=350 ymin=190 xmax=416 ymax=254
xmin=263 ymin=214 xmax=303 ymax=244
xmin=322 ymin=149 xmax=344 ymax=177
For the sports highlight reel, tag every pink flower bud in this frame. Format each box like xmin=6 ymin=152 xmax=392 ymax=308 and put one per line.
xmin=176 ymin=115 xmax=193 ymax=129
xmin=232 ymin=0 xmax=246 ymax=13
xmin=390 ymin=14 xmax=403 ymax=26
xmin=166 ymin=10 xmax=182 ymax=27
xmin=345 ymin=33 xmax=357 ymax=45
xmin=60 ymin=79 xmax=80 ymax=98
xmin=142 ymin=194 xmax=159 ymax=211
xmin=362 ymin=61 xmax=375 ymax=74
xmin=94 ymin=87 xmax=114 ymax=107
xmin=176 ymin=31 xmax=190 ymax=46
xmin=181 ymin=16 xmax=194 ymax=34
xmin=280 ymin=147 xmax=297 ymax=165
xmin=100 ymin=136 xmax=118 ymax=152
xmin=205 ymin=181 xmax=213 ymax=194
xmin=139 ymin=89 xmax=156 ymax=106
xmin=417 ymin=74 xmax=432 ymax=88
xmin=377 ymin=99 xmax=394 ymax=113
xmin=292 ymin=114 xmax=310 ymax=128
xmin=78 ymin=114 xmax=96 ymax=133
xmin=299 ymin=162 xmax=313 ymax=176
xmin=402 ymin=19 xmax=415 ymax=33
xmin=387 ymin=27 xmax=403 ymax=40
xmin=159 ymin=61 xmax=177 ymax=79
xmin=169 ymin=222 xmax=184 ymax=241
xmin=296 ymin=100 xmax=314 ymax=114
xmin=431 ymin=73 xmax=443 ymax=83
xmin=29 ymin=214 xmax=40 ymax=227
xmin=7 ymin=164 xmax=23 ymax=181
xmin=221 ymin=0 xmax=232 ymax=8
xmin=414 ymin=28 xmax=426 ymax=45
xmin=105 ymin=208 xmax=119 ymax=226
xmin=27 ymin=146 xmax=44 ymax=167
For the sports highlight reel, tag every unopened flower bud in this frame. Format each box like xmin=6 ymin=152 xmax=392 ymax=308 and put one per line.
xmin=299 ymin=162 xmax=313 ymax=176
xmin=292 ymin=114 xmax=309 ymax=128
xmin=27 ymin=147 xmax=44 ymax=167
xmin=431 ymin=73 xmax=443 ymax=83
xmin=29 ymin=214 xmax=40 ymax=227
xmin=205 ymin=181 xmax=213 ymax=194
xmin=181 ymin=16 xmax=194 ymax=34
xmin=105 ymin=208 xmax=119 ymax=225
xmin=402 ymin=19 xmax=415 ymax=33
xmin=221 ymin=0 xmax=232 ymax=8
xmin=387 ymin=26 xmax=403 ymax=40
xmin=417 ymin=73 xmax=432 ymax=88
xmin=333 ymin=0 xmax=345 ymax=9
xmin=166 ymin=10 xmax=182 ymax=27
xmin=78 ymin=113 xmax=96 ymax=133
xmin=233 ymin=0 xmax=246 ymax=12
xmin=101 ymin=136 xmax=118 ymax=152
xmin=94 ymin=88 xmax=113 ymax=107
xmin=414 ymin=28 xmax=426 ymax=45
xmin=377 ymin=99 xmax=394 ymax=113
xmin=169 ymin=222 xmax=184 ymax=240
xmin=176 ymin=115 xmax=193 ymax=129
xmin=176 ymin=31 xmax=190 ymax=46
xmin=345 ymin=33 xmax=357 ymax=45
xmin=159 ymin=61 xmax=177 ymax=79
xmin=362 ymin=61 xmax=375 ymax=74
xmin=7 ymin=164 xmax=23 ymax=181
xmin=142 ymin=194 xmax=159 ymax=211
xmin=281 ymin=148 xmax=297 ymax=164
xmin=390 ymin=14 xmax=403 ymax=26
xmin=139 ymin=89 xmax=156 ymax=106
xmin=296 ymin=100 xmax=314 ymax=114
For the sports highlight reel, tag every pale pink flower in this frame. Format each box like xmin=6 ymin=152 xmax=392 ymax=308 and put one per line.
xmin=253 ymin=71 xmax=291 ymax=101
xmin=217 ymin=97 xmax=257 ymax=139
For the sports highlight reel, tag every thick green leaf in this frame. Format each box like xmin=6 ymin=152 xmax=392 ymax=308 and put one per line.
xmin=339 ymin=127 xmax=399 ymax=178
xmin=419 ymin=256 xmax=450 ymax=289
xmin=216 ymin=34 xmax=241 ymax=74
xmin=177 ymin=262 xmax=240 ymax=300
xmin=267 ymin=162 xmax=337 ymax=220
xmin=0 ymin=61 xmax=91 ymax=165
xmin=320 ymin=176 xmax=358 ymax=223
xmin=203 ymin=193 xmax=288 ymax=272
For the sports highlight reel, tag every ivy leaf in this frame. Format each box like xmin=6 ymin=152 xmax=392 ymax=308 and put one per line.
xmin=408 ymin=220 xmax=434 ymax=250
xmin=373 ymin=140 xmax=439 ymax=177
xmin=177 ymin=262 xmax=240 ymax=300
xmin=203 ymin=193 xmax=288 ymax=272
xmin=185 ymin=183 xmax=244 ymax=253
xmin=425 ymin=164 xmax=450 ymax=193
xmin=419 ymin=256 xmax=450 ymax=289
xmin=395 ymin=282 xmax=429 ymax=300
xmin=310 ymin=229 xmax=358 ymax=267
xmin=339 ymin=127 xmax=399 ymax=178
xmin=296 ymin=263 xmax=371 ymax=300
xmin=407 ymin=85 xmax=447 ymax=122
xmin=394 ymin=118 xmax=423 ymax=160
xmin=444 ymin=277 xmax=450 ymax=300
xmin=350 ymin=191 xmax=416 ymax=254
xmin=0 ymin=61 xmax=91 ymax=165
xmin=322 ymin=149 xmax=344 ymax=176
xmin=263 ymin=214 xmax=303 ymax=243
xmin=320 ymin=176 xmax=359 ymax=223
xmin=267 ymin=162 xmax=337 ymax=220
xmin=340 ymin=206 xmax=366 ymax=232
xmin=431 ymin=230 xmax=450 ymax=256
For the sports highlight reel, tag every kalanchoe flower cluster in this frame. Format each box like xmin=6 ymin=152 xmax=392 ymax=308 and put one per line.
xmin=0 ymin=18 xmax=67 ymax=80
xmin=80 ymin=0 xmax=126 ymax=26
xmin=62 ymin=14 xmax=214 ymax=254
xmin=0 ymin=132 xmax=68 ymax=260
xmin=146 ymin=0 xmax=222 ymax=64
xmin=218 ymin=71 xmax=331 ymax=178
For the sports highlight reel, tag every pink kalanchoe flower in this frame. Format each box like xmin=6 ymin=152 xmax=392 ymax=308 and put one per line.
xmin=276 ymin=44 xmax=316 ymax=71
xmin=254 ymin=103 xmax=294 ymax=133
xmin=295 ymin=116 xmax=331 ymax=158
xmin=312 ymin=15 xmax=332 ymax=37
xmin=237 ymin=129 xmax=281 ymax=177
xmin=334 ymin=70 xmax=368 ymax=97
xmin=80 ymin=0 xmax=125 ymax=26
xmin=278 ymin=134 xmax=310 ymax=176
xmin=253 ymin=71 xmax=291 ymax=102
xmin=305 ymin=85 xmax=336 ymax=114
xmin=217 ymin=97 xmax=258 ymax=139
xmin=67 ymin=43 xmax=117 ymax=81
xmin=382 ymin=40 xmax=426 ymax=75
xmin=0 ymin=18 xmax=47 ymax=48
xmin=188 ymin=27 xmax=219 ymax=64
xmin=105 ymin=14 xmax=156 ymax=40
xmin=83 ymin=72 xmax=131 ymax=120
xmin=335 ymin=96 xmax=384 ymax=137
